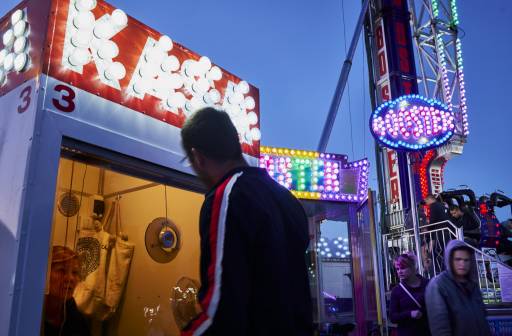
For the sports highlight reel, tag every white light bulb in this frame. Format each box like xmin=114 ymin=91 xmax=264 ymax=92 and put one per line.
xmin=3 ymin=29 xmax=15 ymax=47
xmin=250 ymin=127 xmax=261 ymax=141
xmin=208 ymin=89 xmax=220 ymax=103
xmin=197 ymin=56 xmax=211 ymax=74
xmin=235 ymin=80 xmax=250 ymax=94
xmin=157 ymin=35 xmax=173 ymax=52
xmin=166 ymin=91 xmax=186 ymax=109
xmin=192 ymin=78 xmax=210 ymax=93
xmin=13 ymin=20 xmax=27 ymax=37
xmin=75 ymin=0 xmax=97 ymax=11
xmin=228 ymin=92 xmax=244 ymax=105
xmin=139 ymin=63 xmax=158 ymax=78
xmin=68 ymin=48 xmax=90 ymax=66
xmin=183 ymin=60 xmax=198 ymax=77
xmin=160 ymin=55 xmax=180 ymax=72
xmin=111 ymin=9 xmax=128 ymax=28
xmin=104 ymin=61 xmax=125 ymax=80
xmin=93 ymin=21 xmax=114 ymax=39
xmin=0 ymin=50 xmax=8 ymax=67
xmin=206 ymin=65 xmax=222 ymax=81
xmin=3 ymin=53 xmax=15 ymax=71
xmin=202 ymin=92 xmax=213 ymax=105
xmin=14 ymin=53 xmax=28 ymax=72
xmin=133 ymin=79 xmax=150 ymax=95
xmin=144 ymin=48 xmax=165 ymax=64
xmin=247 ymin=111 xmax=258 ymax=125
xmin=13 ymin=36 xmax=27 ymax=54
xmin=168 ymin=73 xmax=183 ymax=89
xmin=0 ymin=70 xmax=5 ymax=85
xmin=71 ymin=30 xmax=92 ymax=48
xmin=244 ymin=130 xmax=253 ymax=143
xmin=11 ymin=9 xmax=24 ymax=25
xmin=97 ymin=40 xmax=119 ymax=59
xmin=73 ymin=11 xmax=95 ymax=30
xmin=243 ymin=96 xmax=256 ymax=110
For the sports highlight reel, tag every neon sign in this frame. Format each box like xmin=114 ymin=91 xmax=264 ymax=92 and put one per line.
xmin=259 ymin=147 xmax=369 ymax=202
xmin=370 ymin=95 xmax=455 ymax=151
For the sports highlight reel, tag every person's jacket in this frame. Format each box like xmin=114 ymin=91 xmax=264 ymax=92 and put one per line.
xmin=182 ymin=167 xmax=313 ymax=336
xmin=425 ymin=240 xmax=491 ymax=336
xmin=389 ymin=276 xmax=430 ymax=336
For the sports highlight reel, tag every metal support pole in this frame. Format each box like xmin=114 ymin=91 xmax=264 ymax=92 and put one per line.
xmin=406 ymin=153 xmax=423 ymax=274
xmin=317 ymin=0 xmax=370 ymax=152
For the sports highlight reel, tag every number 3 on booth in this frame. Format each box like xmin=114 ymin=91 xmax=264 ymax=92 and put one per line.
xmin=52 ymin=84 xmax=76 ymax=113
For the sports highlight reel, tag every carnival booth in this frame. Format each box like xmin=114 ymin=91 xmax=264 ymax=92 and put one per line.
xmin=0 ymin=0 xmax=383 ymax=335
xmin=0 ymin=0 xmax=261 ymax=335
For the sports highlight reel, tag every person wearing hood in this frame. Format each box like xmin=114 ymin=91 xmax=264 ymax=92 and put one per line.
xmin=425 ymin=240 xmax=490 ymax=336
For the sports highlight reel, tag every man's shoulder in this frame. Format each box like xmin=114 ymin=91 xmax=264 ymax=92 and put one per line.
xmin=427 ymin=272 xmax=450 ymax=291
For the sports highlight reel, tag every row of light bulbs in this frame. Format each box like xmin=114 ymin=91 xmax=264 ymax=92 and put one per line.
xmin=0 ymin=8 xmax=31 ymax=85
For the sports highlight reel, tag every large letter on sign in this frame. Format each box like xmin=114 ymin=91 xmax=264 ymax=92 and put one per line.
xmin=61 ymin=0 xmax=128 ymax=89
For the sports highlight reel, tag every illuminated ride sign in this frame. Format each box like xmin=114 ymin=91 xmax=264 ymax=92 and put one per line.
xmin=370 ymin=95 xmax=455 ymax=151
xmin=259 ymin=147 xmax=369 ymax=203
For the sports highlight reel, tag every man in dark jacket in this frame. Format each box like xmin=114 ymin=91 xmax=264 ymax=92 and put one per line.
xmin=425 ymin=240 xmax=491 ymax=336
xmin=180 ymin=107 xmax=313 ymax=336
xmin=449 ymin=205 xmax=481 ymax=247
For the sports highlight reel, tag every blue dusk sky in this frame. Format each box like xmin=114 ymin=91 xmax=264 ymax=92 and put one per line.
xmin=1 ymin=0 xmax=510 ymax=219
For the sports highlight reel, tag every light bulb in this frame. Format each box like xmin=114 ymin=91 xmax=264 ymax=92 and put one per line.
xmin=104 ymin=61 xmax=126 ymax=80
xmin=208 ymin=89 xmax=221 ymax=103
xmin=13 ymin=36 xmax=27 ymax=54
xmin=156 ymin=35 xmax=173 ymax=52
xmin=168 ymin=73 xmax=183 ymax=89
xmin=197 ymin=56 xmax=211 ymax=74
xmin=250 ymin=127 xmax=261 ymax=141
xmin=97 ymin=40 xmax=119 ymax=59
xmin=160 ymin=55 xmax=180 ymax=72
xmin=228 ymin=92 xmax=244 ymax=105
xmin=236 ymin=80 xmax=250 ymax=94
xmin=183 ymin=60 xmax=198 ymax=77
xmin=0 ymin=70 xmax=5 ymax=85
xmin=133 ymin=79 xmax=150 ymax=95
xmin=111 ymin=9 xmax=128 ymax=29
xmin=13 ymin=20 xmax=27 ymax=37
xmin=11 ymin=9 xmax=24 ymax=25
xmin=0 ymin=50 xmax=7 ymax=67
xmin=3 ymin=53 xmax=15 ymax=71
xmin=139 ymin=63 xmax=158 ymax=78
xmin=247 ymin=111 xmax=258 ymax=125
xmin=93 ymin=21 xmax=115 ymax=39
xmin=71 ymin=30 xmax=93 ymax=48
xmin=3 ymin=29 xmax=15 ymax=47
xmin=73 ymin=11 xmax=95 ymax=30
xmin=68 ymin=48 xmax=90 ymax=66
xmin=192 ymin=78 xmax=209 ymax=93
xmin=206 ymin=66 xmax=222 ymax=81
xmin=75 ymin=0 xmax=97 ymax=12
xmin=14 ymin=53 xmax=28 ymax=72
xmin=243 ymin=96 xmax=255 ymax=110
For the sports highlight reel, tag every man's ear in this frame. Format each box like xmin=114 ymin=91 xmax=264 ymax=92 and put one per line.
xmin=190 ymin=147 xmax=206 ymax=168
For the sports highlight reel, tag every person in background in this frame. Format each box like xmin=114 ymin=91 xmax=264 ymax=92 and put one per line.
xmin=422 ymin=194 xmax=451 ymax=272
xmin=423 ymin=194 xmax=449 ymax=226
xmin=389 ymin=253 xmax=430 ymax=336
xmin=426 ymin=240 xmax=491 ymax=336
xmin=180 ymin=107 xmax=313 ymax=335
xmin=449 ymin=204 xmax=481 ymax=247
xmin=42 ymin=245 xmax=90 ymax=336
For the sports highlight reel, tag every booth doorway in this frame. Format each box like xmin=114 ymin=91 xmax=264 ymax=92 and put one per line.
xmin=42 ymin=142 xmax=205 ymax=336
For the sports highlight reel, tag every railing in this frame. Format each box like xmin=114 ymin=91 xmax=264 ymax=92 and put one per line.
xmin=382 ymin=220 xmax=512 ymax=306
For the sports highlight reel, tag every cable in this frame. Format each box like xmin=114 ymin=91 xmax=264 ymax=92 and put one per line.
xmin=341 ymin=0 xmax=355 ymax=159
xmin=362 ymin=33 xmax=367 ymax=157
xmin=74 ymin=164 xmax=88 ymax=249
xmin=164 ymin=185 xmax=168 ymax=220
xmin=65 ymin=161 xmax=75 ymax=248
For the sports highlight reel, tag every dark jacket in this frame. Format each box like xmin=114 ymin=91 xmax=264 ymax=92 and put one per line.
xmin=42 ymin=299 xmax=90 ymax=336
xmin=428 ymin=201 xmax=449 ymax=226
xmin=425 ymin=240 xmax=491 ymax=336
xmin=183 ymin=167 xmax=313 ymax=336
xmin=389 ymin=276 xmax=430 ymax=336
xmin=452 ymin=207 xmax=481 ymax=241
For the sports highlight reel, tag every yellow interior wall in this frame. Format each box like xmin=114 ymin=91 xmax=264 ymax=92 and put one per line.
xmin=51 ymin=159 xmax=101 ymax=248
xmin=49 ymin=160 xmax=202 ymax=336
xmin=103 ymin=171 xmax=202 ymax=336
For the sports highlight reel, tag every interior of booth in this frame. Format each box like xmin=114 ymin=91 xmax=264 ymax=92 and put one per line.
xmin=42 ymin=148 xmax=204 ymax=335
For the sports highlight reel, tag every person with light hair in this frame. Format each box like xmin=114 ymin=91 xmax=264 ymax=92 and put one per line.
xmin=42 ymin=246 xmax=90 ymax=336
xmin=389 ymin=252 xmax=430 ymax=336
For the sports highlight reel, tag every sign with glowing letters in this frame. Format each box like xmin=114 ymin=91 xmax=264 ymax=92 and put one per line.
xmin=260 ymin=147 xmax=369 ymax=203
xmin=370 ymin=95 xmax=455 ymax=151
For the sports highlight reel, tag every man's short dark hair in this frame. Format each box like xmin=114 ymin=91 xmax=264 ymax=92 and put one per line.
xmin=181 ymin=107 xmax=242 ymax=161
xmin=449 ymin=204 xmax=461 ymax=212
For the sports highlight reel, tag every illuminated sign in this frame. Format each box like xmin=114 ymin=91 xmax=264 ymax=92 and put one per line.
xmin=42 ymin=0 xmax=260 ymax=157
xmin=370 ymin=95 xmax=455 ymax=151
xmin=259 ymin=147 xmax=369 ymax=202
xmin=0 ymin=8 xmax=31 ymax=85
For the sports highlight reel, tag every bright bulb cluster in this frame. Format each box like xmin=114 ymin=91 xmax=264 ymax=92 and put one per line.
xmin=371 ymin=95 xmax=455 ymax=151
xmin=431 ymin=0 xmax=439 ymax=18
xmin=317 ymin=236 xmax=351 ymax=259
xmin=456 ymin=41 xmax=468 ymax=136
xmin=222 ymin=80 xmax=260 ymax=144
xmin=62 ymin=0 xmax=128 ymax=89
xmin=259 ymin=147 xmax=369 ymax=202
xmin=0 ymin=8 xmax=31 ymax=86
xmin=450 ymin=0 xmax=459 ymax=25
